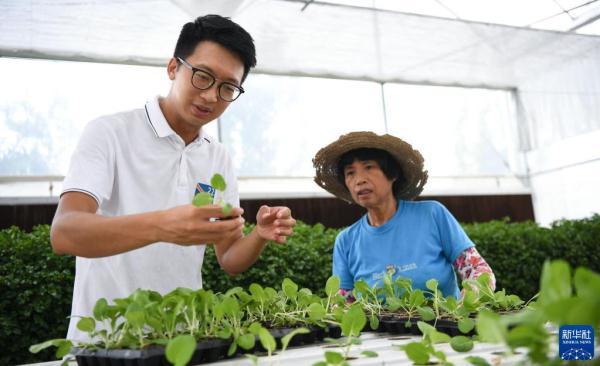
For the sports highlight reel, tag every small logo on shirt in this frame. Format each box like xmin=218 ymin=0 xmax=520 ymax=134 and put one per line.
xmin=559 ymin=325 xmax=594 ymax=360
xmin=195 ymin=182 xmax=216 ymax=199
xmin=373 ymin=263 xmax=417 ymax=280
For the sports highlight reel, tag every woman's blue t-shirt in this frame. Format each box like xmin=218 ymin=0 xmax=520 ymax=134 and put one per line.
xmin=332 ymin=200 xmax=474 ymax=299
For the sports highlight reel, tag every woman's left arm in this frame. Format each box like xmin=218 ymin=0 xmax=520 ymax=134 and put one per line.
xmin=453 ymin=247 xmax=496 ymax=290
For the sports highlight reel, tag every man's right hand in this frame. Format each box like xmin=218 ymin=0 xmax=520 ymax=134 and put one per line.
xmin=51 ymin=192 xmax=245 ymax=258
xmin=159 ymin=204 xmax=245 ymax=246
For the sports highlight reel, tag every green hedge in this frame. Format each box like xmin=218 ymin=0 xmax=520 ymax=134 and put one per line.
xmin=464 ymin=215 xmax=600 ymax=301
xmin=201 ymin=222 xmax=338 ymax=296
xmin=2 ymin=215 xmax=600 ymax=364
xmin=0 ymin=226 xmax=75 ymax=366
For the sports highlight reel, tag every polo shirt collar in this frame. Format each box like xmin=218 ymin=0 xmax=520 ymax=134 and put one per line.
xmin=145 ymin=97 xmax=177 ymax=138
xmin=144 ymin=97 xmax=212 ymax=145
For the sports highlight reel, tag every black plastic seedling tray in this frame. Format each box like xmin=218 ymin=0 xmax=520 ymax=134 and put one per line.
xmin=72 ymin=325 xmax=343 ymax=366
xmin=73 ymin=338 xmax=235 ymax=366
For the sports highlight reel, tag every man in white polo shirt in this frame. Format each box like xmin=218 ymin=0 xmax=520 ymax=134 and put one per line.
xmin=51 ymin=15 xmax=296 ymax=342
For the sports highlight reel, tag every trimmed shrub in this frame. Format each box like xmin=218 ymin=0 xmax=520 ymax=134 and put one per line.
xmin=463 ymin=215 xmax=600 ymax=300
xmin=0 ymin=225 xmax=75 ymax=366
xmin=201 ymin=222 xmax=339 ymax=296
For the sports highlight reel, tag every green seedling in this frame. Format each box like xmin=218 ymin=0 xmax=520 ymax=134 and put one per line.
xmin=192 ymin=173 xmax=233 ymax=215
xmin=352 ymin=279 xmax=384 ymax=329
xmin=29 ymin=339 xmax=73 ymax=366
xmin=425 ymin=278 xmax=444 ymax=325
xmin=165 ymin=335 xmax=196 ymax=366
xmin=317 ymin=303 xmax=371 ymax=363
xmin=396 ymin=321 xmax=452 ymax=365
xmin=30 ymin=260 xmax=600 ymax=366
xmin=314 ymin=348 xmax=378 ymax=366
xmin=465 ymin=356 xmax=491 ymax=366
xmin=450 ymin=336 xmax=474 ymax=352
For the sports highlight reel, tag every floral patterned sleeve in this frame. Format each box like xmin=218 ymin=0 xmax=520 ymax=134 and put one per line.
xmin=453 ymin=247 xmax=496 ymax=290
xmin=338 ymin=288 xmax=356 ymax=303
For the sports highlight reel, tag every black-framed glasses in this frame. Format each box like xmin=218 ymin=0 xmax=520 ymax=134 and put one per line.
xmin=176 ymin=57 xmax=244 ymax=102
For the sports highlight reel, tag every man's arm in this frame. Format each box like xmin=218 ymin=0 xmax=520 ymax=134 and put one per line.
xmin=214 ymin=205 xmax=295 ymax=275
xmin=51 ymin=192 xmax=245 ymax=258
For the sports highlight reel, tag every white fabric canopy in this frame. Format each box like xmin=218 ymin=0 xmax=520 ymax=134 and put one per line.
xmin=2 ymin=0 xmax=600 ymax=89
xmin=1 ymin=0 xmax=600 ymax=225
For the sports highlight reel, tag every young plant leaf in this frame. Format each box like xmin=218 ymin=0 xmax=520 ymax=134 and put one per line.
xmin=76 ymin=317 xmax=95 ymax=333
xmin=349 ymin=337 xmax=362 ymax=345
xmin=538 ymin=260 xmax=571 ymax=305
xmin=369 ymin=314 xmax=379 ymax=331
xmin=325 ymin=351 xmax=345 ymax=364
xmin=506 ymin=324 xmax=546 ymax=349
xmin=192 ymin=192 xmax=213 ymax=207
xmin=308 ymin=302 xmax=326 ymax=322
xmin=258 ymin=328 xmax=276 ymax=353
xmin=325 ymin=276 xmax=341 ymax=297
xmin=211 ymin=174 xmax=227 ymax=191
xmin=165 ymin=335 xmax=196 ymax=366
xmin=458 ymin=318 xmax=475 ymax=334
xmin=92 ymin=298 xmax=109 ymax=320
xmin=29 ymin=339 xmax=72 ymax=355
xmin=361 ymin=350 xmax=378 ymax=357
xmin=248 ymin=322 xmax=263 ymax=335
xmin=341 ymin=304 xmax=366 ymax=337
xmin=227 ymin=341 xmax=238 ymax=356
xmin=281 ymin=327 xmax=310 ymax=352
xmin=353 ymin=279 xmax=371 ymax=297
xmin=124 ymin=303 xmax=146 ymax=328
xmin=450 ymin=336 xmax=474 ymax=352
xmin=574 ymin=267 xmax=600 ymax=302
xmin=217 ymin=327 xmax=233 ymax=339
xmin=55 ymin=341 xmax=72 ymax=359
xmin=282 ymin=278 xmax=299 ymax=299
xmin=409 ymin=290 xmax=426 ymax=308
xmin=426 ymin=279 xmax=439 ymax=292
xmin=249 ymin=283 xmax=266 ymax=301
xmin=237 ymin=333 xmax=256 ymax=350
xmin=465 ymin=356 xmax=492 ymax=366
xmin=417 ymin=321 xmax=451 ymax=344
xmin=417 ymin=306 xmax=436 ymax=321
xmin=476 ymin=309 xmax=506 ymax=343
xmin=462 ymin=289 xmax=479 ymax=312
xmin=417 ymin=321 xmax=436 ymax=337
xmin=400 ymin=342 xmax=430 ymax=364
xmin=386 ymin=297 xmax=402 ymax=312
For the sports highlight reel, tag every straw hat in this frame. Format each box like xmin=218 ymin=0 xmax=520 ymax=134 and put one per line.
xmin=312 ymin=131 xmax=428 ymax=203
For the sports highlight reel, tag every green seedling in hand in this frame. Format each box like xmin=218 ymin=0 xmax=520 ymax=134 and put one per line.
xmin=192 ymin=173 xmax=233 ymax=216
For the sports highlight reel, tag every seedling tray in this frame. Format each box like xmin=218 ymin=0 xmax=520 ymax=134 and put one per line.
xmin=72 ymin=325 xmax=341 ymax=366
xmin=73 ymin=338 xmax=234 ymax=366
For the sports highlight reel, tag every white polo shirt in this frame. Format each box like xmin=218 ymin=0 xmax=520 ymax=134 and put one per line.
xmin=62 ymin=96 xmax=239 ymax=342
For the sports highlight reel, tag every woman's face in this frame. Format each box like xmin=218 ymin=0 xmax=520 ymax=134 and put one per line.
xmin=343 ymin=159 xmax=396 ymax=209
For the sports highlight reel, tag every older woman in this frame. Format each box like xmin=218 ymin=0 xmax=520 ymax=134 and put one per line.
xmin=313 ymin=132 xmax=495 ymax=299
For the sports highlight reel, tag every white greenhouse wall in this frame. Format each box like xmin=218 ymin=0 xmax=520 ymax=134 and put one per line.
xmin=519 ymin=46 xmax=600 ymax=225
xmin=527 ymin=130 xmax=600 ymax=226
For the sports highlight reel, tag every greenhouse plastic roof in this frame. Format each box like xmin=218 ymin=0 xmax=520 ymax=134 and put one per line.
xmin=2 ymin=0 xmax=600 ymax=89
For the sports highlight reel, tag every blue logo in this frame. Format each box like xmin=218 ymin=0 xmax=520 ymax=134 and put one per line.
xmin=195 ymin=182 xmax=216 ymax=199
xmin=559 ymin=325 xmax=594 ymax=361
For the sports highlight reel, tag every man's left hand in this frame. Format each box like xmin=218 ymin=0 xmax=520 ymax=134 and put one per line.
xmin=255 ymin=205 xmax=296 ymax=243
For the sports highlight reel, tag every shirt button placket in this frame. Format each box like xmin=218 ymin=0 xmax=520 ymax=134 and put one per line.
xmin=177 ymin=139 xmax=188 ymax=189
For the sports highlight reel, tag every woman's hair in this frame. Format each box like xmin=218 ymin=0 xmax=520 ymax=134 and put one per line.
xmin=336 ymin=148 xmax=405 ymax=199
xmin=173 ymin=14 xmax=257 ymax=83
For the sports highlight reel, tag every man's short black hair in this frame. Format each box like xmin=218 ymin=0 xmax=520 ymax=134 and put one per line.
xmin=337 ymin=148 xmax=405 ymax=200
xmin=174 ymin=14 xmax=257 ymax=83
